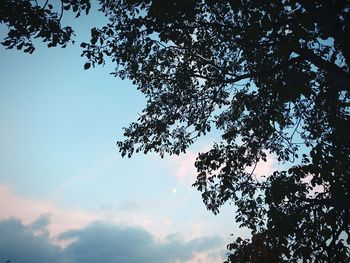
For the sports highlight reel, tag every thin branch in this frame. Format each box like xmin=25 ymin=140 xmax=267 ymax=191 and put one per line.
xmin=43 ymin=0 xmax=49 ymax=9
xmin=59 ymin=0 xmax=64 ymax=21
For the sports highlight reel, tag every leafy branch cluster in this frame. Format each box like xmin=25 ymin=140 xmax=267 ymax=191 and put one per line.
xmin=0 ymin=0 xmax=91 ymax=53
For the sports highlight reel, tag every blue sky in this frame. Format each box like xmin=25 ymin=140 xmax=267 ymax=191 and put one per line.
xmin=0 ymin=4 xmax=262 ymax=263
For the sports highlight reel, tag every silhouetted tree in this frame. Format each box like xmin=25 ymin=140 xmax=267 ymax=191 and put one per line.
xmin=82 ymin=1 xmax=350 ymax=262
xmin=2 ymin=1 xmax=350 ymax=262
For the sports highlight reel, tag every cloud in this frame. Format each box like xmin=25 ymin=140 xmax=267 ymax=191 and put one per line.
xmin=172 ymin=151 xmax=198 ymax=183
xmin=0 ymin=218 xmax=61 ymax=263
xmin=169 ymin=148 xmax=277 ymax=185
xmin=60 ymin=222 xmax=221 ymax=263
xmin=245 ymin=152 xmax=276 ymax=180
xmin=165 ymin=144 xmax=210 ymax=184
xmin=254 ymin=153 xmax=276 ymax=177
xmin=159 ymin=150 xmax=198 ymax=187
xmin=0 ymin=185 xmax=98 ymax=240
xmin=0 ymin=217 xmax=223 ymax=263
xmin=30 ymin=214 xmax=51 ymax=230
xmin=155 ymin=140 xmax=213 ymax=185
xmin=0 ymin=184 xmax=220 ymax=246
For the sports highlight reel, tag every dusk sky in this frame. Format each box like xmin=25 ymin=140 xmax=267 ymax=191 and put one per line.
xmin=0 ymin=4 xmax=275 ymax=262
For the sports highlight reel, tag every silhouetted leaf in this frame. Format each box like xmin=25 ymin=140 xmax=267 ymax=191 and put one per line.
xmin=84 ymin=62 xmax=91 ymax=70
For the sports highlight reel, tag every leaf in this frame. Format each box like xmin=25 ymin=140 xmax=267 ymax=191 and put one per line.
xmin=84 ymin=62 xmax=91 ymax=70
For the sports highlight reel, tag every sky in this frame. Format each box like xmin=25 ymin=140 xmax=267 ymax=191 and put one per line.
xmin=0 ymin=3 xmax=275 ymax=263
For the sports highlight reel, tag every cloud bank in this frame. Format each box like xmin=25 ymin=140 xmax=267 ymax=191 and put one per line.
xmin=0 ymin=217 xmax=223 ymax=263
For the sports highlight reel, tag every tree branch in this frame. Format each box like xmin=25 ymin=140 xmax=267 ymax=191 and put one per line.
xmin=296 ymin=48 xmax=350 ymax=91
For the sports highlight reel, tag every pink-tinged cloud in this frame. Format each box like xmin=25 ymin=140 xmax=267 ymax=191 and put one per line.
xmin=0 ymin=185 xmax=98 ymax=240
xmin=169 ymin=148 xmax=277 ymax=184
xmin=178 ymin=251 xmax=224 ymax=263
xmin=302 ymin=175 xmax=326 ymax=196
xmin=165 ymin=143 xmax=213 ymax=184
xmin=0 ymin=184 xmax=203 ymax=244
xmin=0 ymin=185 xmax=226 ymax=262
xmin=170 ymin=151 xmax=198 ymax=183
xmin=253 ymin=153 xmax=276 ymax=179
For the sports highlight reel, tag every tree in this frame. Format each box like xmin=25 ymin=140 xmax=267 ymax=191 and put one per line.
xmin=81 ymin=1 xmax=350 ymax=261
xmin=0 ymin=0 xmax=91 ymax=53
xmin=2 ymin=0 xmax=350 ymax=262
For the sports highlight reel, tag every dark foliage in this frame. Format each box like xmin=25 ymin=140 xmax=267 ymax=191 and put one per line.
xmin=0 ymin=0 xmax=91 ymax=53
xmin=81 ymin=1 xmax=350 ymax=261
